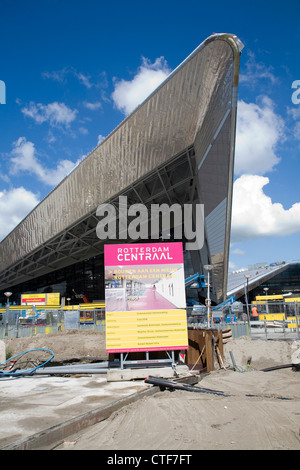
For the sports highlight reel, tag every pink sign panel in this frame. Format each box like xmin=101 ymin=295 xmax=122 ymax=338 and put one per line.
xmin=104 ymin=242 xmax=188 ymax=354
xmin=104 ymin=242 xmax=184 ymax=267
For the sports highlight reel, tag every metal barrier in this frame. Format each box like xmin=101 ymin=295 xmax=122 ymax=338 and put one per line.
xmin=0 ymin=308 xmax=106 ymax=339
xmin=249 ymin=300 xmax=300 ymax=340
xmin=186 ymin=303 xmax=300 ymax=340
xmin=1 ymin=302 xmax=299 ymax=341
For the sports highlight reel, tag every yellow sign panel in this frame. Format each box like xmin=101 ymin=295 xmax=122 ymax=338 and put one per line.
xmin=46 ymin=293 xmax=60 ymax=305
xmin=21 ymin=293 xmax=60 ymax=306
xmin=258 ymin=313 xmax=285 ymax=321
xmin=255 ymin=295 xmax=283 ymax=301
xmin=287 ymin=318 xmax=299 ymax=329
xmin=106 ymin=309 xmax=188 ymax=353
xmin=21 ymin=293 xmax=47 ymax=305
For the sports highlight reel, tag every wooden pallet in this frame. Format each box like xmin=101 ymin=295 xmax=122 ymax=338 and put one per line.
xmin=222 ymin=328 xmax=232 ymax=344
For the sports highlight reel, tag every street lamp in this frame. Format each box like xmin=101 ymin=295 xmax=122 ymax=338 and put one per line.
xmin=4 ymin=291 xmax=12 ymax=305
xmin=4 ymin=292 xmax=12 ymax=338
xmin=264 ymin=287 xmax=269 ymax=314
xmin=263 ymin=287 xmax=269 ymax=295
xmin=244 ymin=275 xmax=251 ymax=334
xmin=204 ymin=264 xmax=213 ymax=327
xmin=244 ymin=275 xmax=251 ymax=307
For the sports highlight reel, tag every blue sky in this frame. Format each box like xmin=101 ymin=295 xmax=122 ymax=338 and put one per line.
xmin=0 ymin=0 xmax=300 ymax=272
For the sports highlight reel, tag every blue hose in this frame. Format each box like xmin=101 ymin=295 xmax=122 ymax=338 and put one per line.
xmin=0 ymin=348 xmax=54 ymax=377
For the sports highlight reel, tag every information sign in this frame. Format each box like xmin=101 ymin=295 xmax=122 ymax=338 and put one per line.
xmin=104 ymin=242 xmax=188 ymax=353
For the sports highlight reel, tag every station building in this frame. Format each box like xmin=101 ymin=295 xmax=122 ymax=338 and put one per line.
xmin=0 ymin=34 xmax=244 ymax=306
xmin=227 ymin=261 xmax=300 ymax=304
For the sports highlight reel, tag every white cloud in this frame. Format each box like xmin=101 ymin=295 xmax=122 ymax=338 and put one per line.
xmin=232 ymin=97 xmax=300 ymax=244
xmin=76 ymin=72 xmax=93 ymax=88
xmin=111 ymin=56 xmax=171 ymax=115
xmin=0 ymin=187 xmax=40 ymax=241
xmin=239 ymin=51 xmax=278 ymax=85
xmin=293 ymin=121 xmax=300 ymax=140
xmin=10 ymin=137 xmax=80 ymax=186
xmin=285 ymin=106 xmax=300 ymax=140
xmin=45 ymin=130 xmax=56 ymax=144
xmin=231 ymin=174 xmax=300 ymax=242
xmin=79 ymin=126 xmax=89 ymax=135
xmin=97 ymin=134 xmax=106 ymax=145
xmin=21 ymin=101 xmax=78 ymax=128
xmin=287 ymin=105 xmax=300 ymax=121
xmin=231 ymin=248 xmax=246 ymax=255
xmin=235 ymin=97 xmax=284 ymax=175
xmin=83 ymin=101 xmax=102 ymax=110
xmin=229 ymin=261 xmax=237 ymax=270
xmin=42 ymin=69 xmax=67 ymax=83
xmin=42 ymin=67 xmax=108 ymax=90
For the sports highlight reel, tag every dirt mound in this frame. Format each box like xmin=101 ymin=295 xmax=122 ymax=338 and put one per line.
xmin=223 ymin=336 xmax=297 ymax=370
xmin=4 ymin=329 xmax=107 ymax=362
xmin=56 ymin=337 xmax=300 ymax=451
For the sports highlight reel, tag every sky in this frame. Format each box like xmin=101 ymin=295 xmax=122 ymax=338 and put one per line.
xmin=0 ymin=0 xmax=300 ymax=273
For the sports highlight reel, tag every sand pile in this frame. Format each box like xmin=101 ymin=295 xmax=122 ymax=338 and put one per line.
xmin=56 ymin=337 xmax=300 ymax=451
xmin=222 ymin=336 xmax=298 ymax=370
xmin=3 ymin=331 xmax=300 ymax=450
xmin=4 ymin=329 xmax=107 ymax=362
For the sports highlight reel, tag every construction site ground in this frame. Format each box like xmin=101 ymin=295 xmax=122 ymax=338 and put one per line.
xmin=1 ymin=330 xmax=300 ymax=450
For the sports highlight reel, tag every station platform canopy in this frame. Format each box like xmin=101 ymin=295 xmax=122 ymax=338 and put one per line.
xmin=227 ymin=261 xmax=299 ymax=301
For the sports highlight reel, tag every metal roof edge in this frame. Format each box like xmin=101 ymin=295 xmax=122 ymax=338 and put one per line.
xmin=227 ymin=262 xmax=291 ymax=297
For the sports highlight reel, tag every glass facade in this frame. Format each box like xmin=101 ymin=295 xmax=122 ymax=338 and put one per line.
xmin=0 ymin=243 xmax=202 ymax=306
xmin=0 ymin=255 xmax=104 ymax=306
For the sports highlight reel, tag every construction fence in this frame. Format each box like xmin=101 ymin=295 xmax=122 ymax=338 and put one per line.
xmin=0 ymin=301 xmax=299 ymax=341
xmin=246 ymin=299 xmax=300 ymax=340
xmin=0 ymin=307 xmax=105 ymax=339
xmin=187 ymin=300 xmax=300 ymax=341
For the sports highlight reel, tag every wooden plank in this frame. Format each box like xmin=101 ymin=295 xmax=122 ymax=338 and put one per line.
xmin=205 ymin=330 xmax=214 ymax=372
xmin=186 ymin=329 xmax=206 ymax=371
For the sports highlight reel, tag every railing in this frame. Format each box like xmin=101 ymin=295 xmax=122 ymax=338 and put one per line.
xmin=1 ymin=301 xmax=299 ymax=341
xmin=0 ymin=308 xmax=105 ymax=339
xmin=186 ymin=302 xmax=300 ymax=340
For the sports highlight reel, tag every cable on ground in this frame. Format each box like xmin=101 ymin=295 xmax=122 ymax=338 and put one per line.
xmin=0 ymin=348 xmax=54 ymax=378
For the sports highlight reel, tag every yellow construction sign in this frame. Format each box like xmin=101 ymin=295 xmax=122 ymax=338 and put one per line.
xmin=106 ymin=308 xmax=188 ymax=353
xmin=21 ymin=292 xmax=60 ymax=306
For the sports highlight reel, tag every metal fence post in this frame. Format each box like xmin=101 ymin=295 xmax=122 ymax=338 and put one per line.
xmin=15 ymin=311 xmax=20 ymax=338
xmin=58 ymin=310 xmax=62 ymax=331
xmin=283 ymin=301 xmax=287 ymax=336
xmin=264 ymin=320 xmax=267 ymax=339
xmin=32 ymin=305 xmax=37 ymax=336
xmin=295 ymin=302 xmax=300 ymax=340
xmin=4 ymin=304 xmax=9 ymax=338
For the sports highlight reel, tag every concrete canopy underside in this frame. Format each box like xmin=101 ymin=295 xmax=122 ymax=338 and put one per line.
xmin=0 ymin=33 xmax=243 ymax=303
